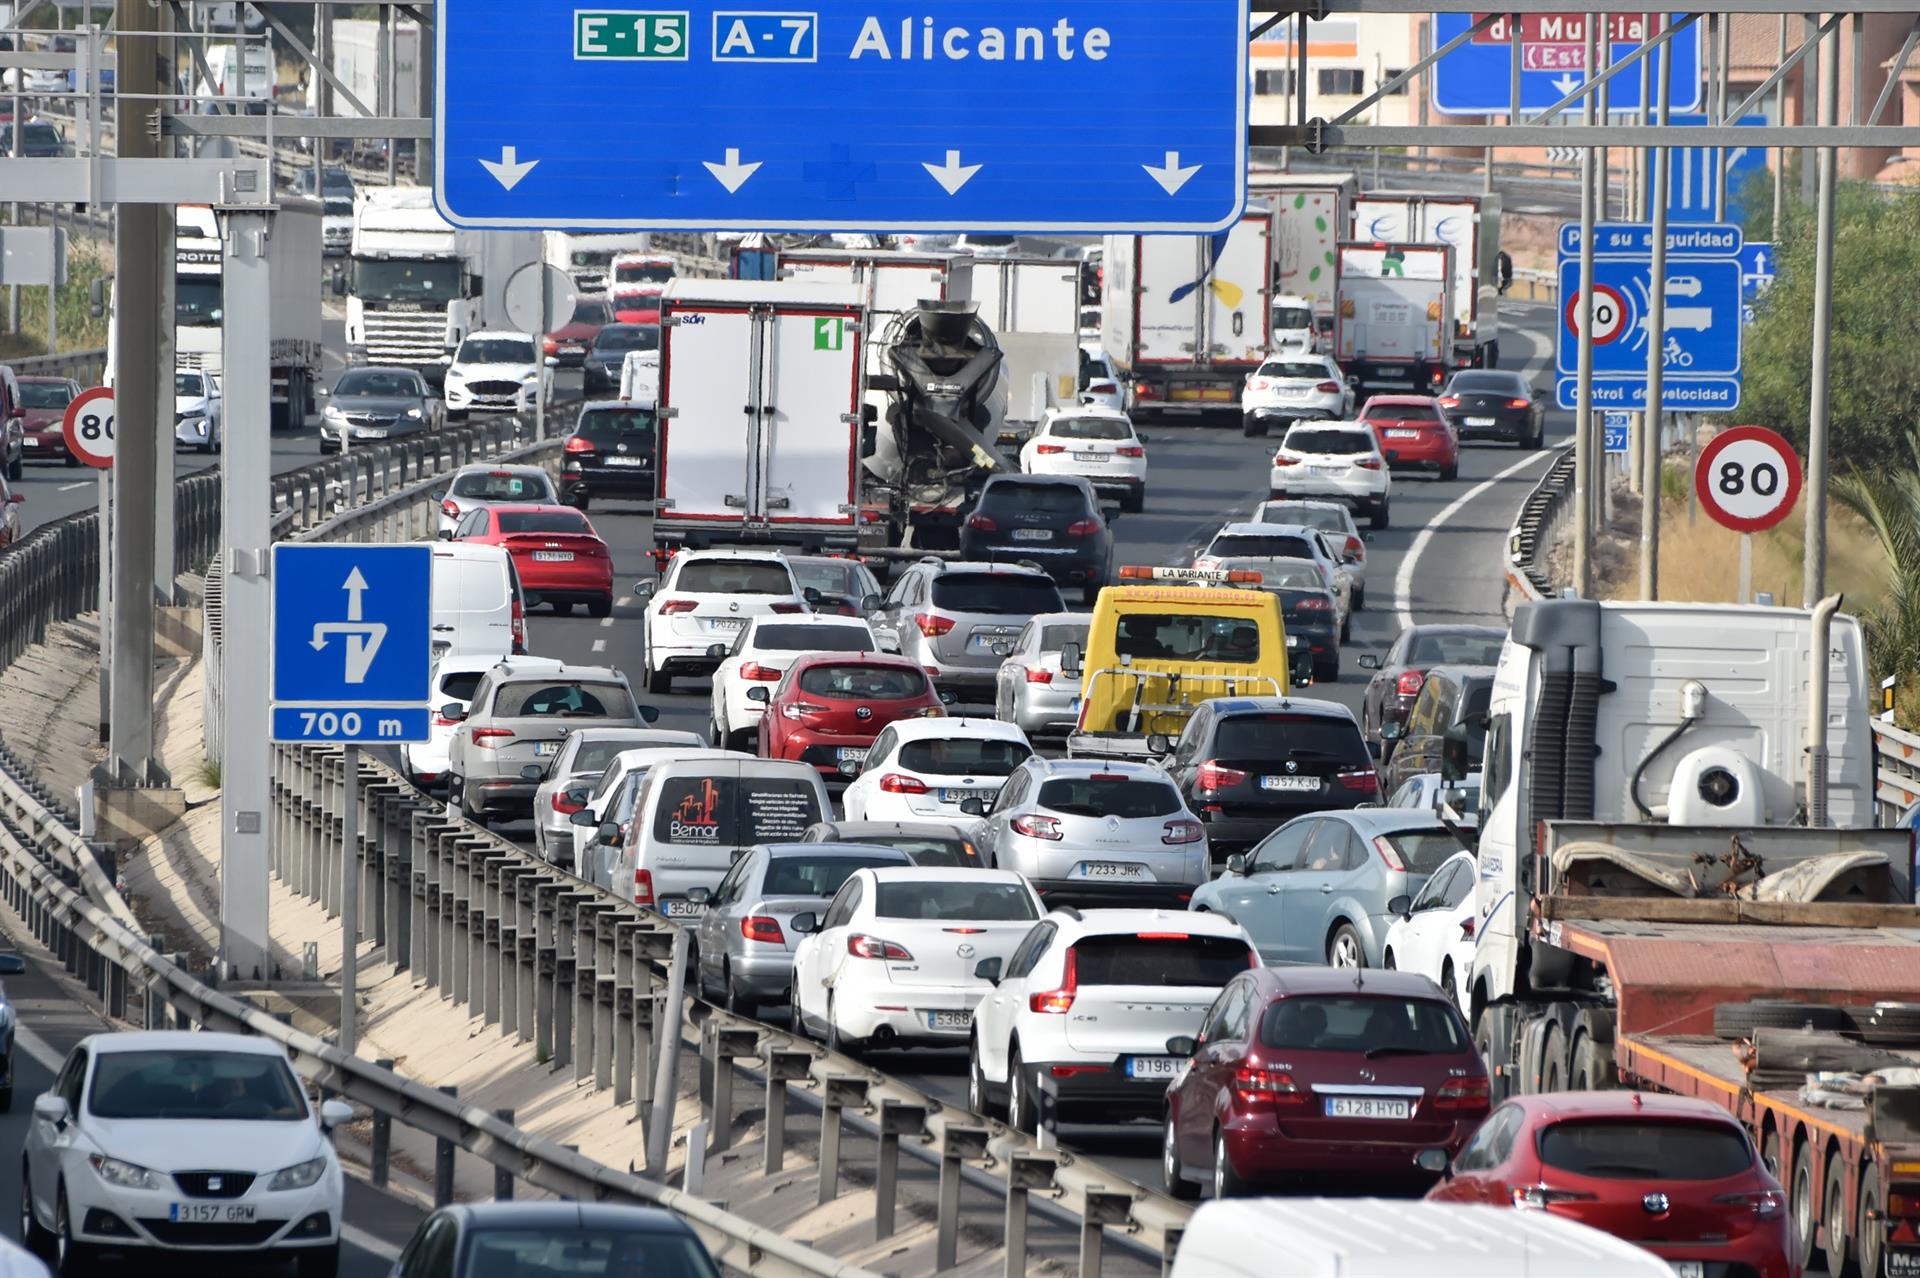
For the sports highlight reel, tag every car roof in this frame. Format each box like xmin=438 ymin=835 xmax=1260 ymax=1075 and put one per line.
xmin=1255 ymin=966 xmax=1454 ymax=999
xmin=1404 ymin=623 xmax=1506 ymax=638
xmin=1362 ymin=395 xmax=1441 ymax=406
xmin=568 ymin=727 xmax=694 ymax=743
xmin=461 ymin=329 xmax=536 ymax=342
xmin=609 ymin=746 xmax=738 ymax=770
xmin=1216 ymin=521 xmax=1322 ymax=539
xmin=1506 ymin=1091 xmax=1742 ymax=1124
xmin=576 ymin=399 xmax=653 ymax=413
xmin=890 ymin=716 xmax=1026 ymax=741
xmin=1059 ymin=907 xmax=1250 ymax=940
xmin=760 ymin=841 xmax=912 ymax=861
xmin=18 ymin=375 xmax=77 ymax=385
xmin=1028 ymin=757 xmax=1171 ymax=780
xmin=1260 ymin=499 xmax=1350 ymax=513
xmin=813 ymin=819 xmax=970 ymax=839
xmin=1312 ymin=808 xmax=1462 ymax=837
xmin=1420 ymin=663 xmax=1498 ymax=684
xmin=984 ymin=473 xmax=1095 ymax=489
xmin=785 ymin=651 xmax=923 ymax=672
xmin=747 ymin=613 xmax=868 ymax=628
xmin=84 ymin=1029 xmax=285 ymax=1056
xmin=480 ymin=503 xmax=587 ymax=517
xmin=441 ymin=1201 xmax=695 ymax=1234
xmin=926 ymin=559 xmax=1054 ymax=580
xmin=1205 ymin=696 xmax=1357 ymax=722
xmin=452 ymin=463 xmax=549 ymax=477
xmin=785 ymin=554 xmax=874 ymax=567
xmin=1043 ymin=404 xmax=1130 ymax=421
xmin=1284 ymin=419 xmax=1368 ymax=431
xmin=437 ymin=653 xmax=559 ymax=676
xmin=492 ymin=663 xmax=626 ymax=684
xmin=1025 ymin=611 xmax=1091 ymax=627
xmin=674 ymin=548 xmax=790 ymax=563
xmin=865 ymin=866 xmax=1027 ymax=886
xmin=341 ymin=364 xmax=419 ymax=378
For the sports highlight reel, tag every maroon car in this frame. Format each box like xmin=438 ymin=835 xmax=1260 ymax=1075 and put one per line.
xmin=543 ymin=296 xmax=613 ymax=368
xmin=18 ymin=376 xmax=80 ymax=466
xmin=1162 ymin=966 xmax=1489 ymax=1199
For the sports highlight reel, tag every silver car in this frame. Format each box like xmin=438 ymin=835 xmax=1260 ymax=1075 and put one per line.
xmin=445 ymin=662 xmax=652 ymax=824
xmin=435 ymin=464 xmax=561 ymax=535
xmin=965 ymin=757 xmax=1210 ymax=909
xmin=870 ymin=559 xmax=1066 ymax=704
xmin=1254 ymin=498 xmax=1370 ymax=610
xmin=991 ymin=611 xmax=1090 ymax=736
xmin=529 ymin=727 xmax=703 ymax=864
xmin=687 ymin=841 xmax=911 ymax=1014
xmin=319 ymin=365 xmax=441 ymax=452
xmin=800 ymin=819 xmax=986 ymax=868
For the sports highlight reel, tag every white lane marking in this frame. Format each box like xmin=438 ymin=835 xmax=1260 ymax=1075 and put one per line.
xmin=16 ymin=1021 xmax=67 ymax=1072
xmin=1395 ymin=450 xmax=1556 ymax=631
xmin=591 ymin=639 xmax=606 ymax=653
xmin=342 ymin=1223 xmax=402 ymax=1261
xmin=598 ymin=616 xmax=614 ymax=630
xmin=57 ymin=482 xmax=88 ymax=492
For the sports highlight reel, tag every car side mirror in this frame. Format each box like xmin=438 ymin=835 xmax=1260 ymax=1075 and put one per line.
xmin=706 ymin=643 xmax=728 ymax=659
xmin=319 ymin=1098 xmax=353 ymax=1130
xmin=746 ymin=686 xmax=770 ymax=704
xmin=860 ymin=592 xmax=883 ymax=615
xmin=1441 ymin=724 xmax=1471 ymax=782
xmin=636 ymin=704 xmax=659 ymax=724
xmin=1415 ymin=1148 xmax=1453 ymax=1178
xmin=634 ymin=580 xmax=657 ymax=599
xmin=0 ymin=953 xmax=22 ymax=974
xmin=1388 ymin=894 xmax=1412 ymax=920
xmin=315 ymin=385 xmax=330 ymax=398
xmin=990 ymin=641 xmax=1013 ymax=658
xmin=1165 ymin=1035 xmax=1197 ymax=1058
xmin=1380 ymin=722 xmax=1404 ymax=742
xmin=519 ymin=763 xmax=545 ymax=781
xmin=802 ymin=586 xmax=821 ymax=605
xmin=1059 ymin=641 xmax=1082 ymax=677
xmin=430 ymin=489 xmax=448 ymax=503
xmin=1225 ymin=854 xmax=1248 ymax=876
xmin=973 ymin=956 xmax=1002 ymax=985
xmin=440 ymin=703 xmax=466 ymax=722
xmin=790 ymin=912 xmax=818 ymax=935
xmin=597 ymin=822 xmax=620 ymax=845
xmin=32 ymin=1095 xmax=68 ymax=1128
xmin=958 ymin=798 xmax=988 ymax=817
xmin=1358 ymin=653 xmax=1382 ymax=671
xmin=686 ymin=887 xmax=712 ymax=906
xmin=1345 ymin=374 xmax=1360 ymax=389
xmin=1138 ymin=433 xmax=1153 ymax=444
xmin=569 ymin=810 xmax=598 ymax=828
xmin=1145 ymin=733 xmax=1171 ymax=755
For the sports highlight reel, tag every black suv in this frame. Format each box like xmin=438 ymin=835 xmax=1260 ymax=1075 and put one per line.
xmin=1378 ymin=664 xmax=1494 ymax=796
xmin=561 ymin=401 xmax=656 ymax=510
xmin=957 ymin=474 xmax=1113 ymax=605
xmin=1160 ymin=696 xmax=1380 ymax=859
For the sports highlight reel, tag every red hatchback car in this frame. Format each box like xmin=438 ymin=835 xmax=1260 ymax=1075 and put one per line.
xmin=18 ymin=376 xmax=80 ymax=465
xmin=451 ymin=503 xmax=614 ymax=617
xmin=1426 ymin=1092 xmax=1797 ymax=1278
xmin=1359 ymin=395 xmax=1459 ymax=481
xmin=753 ymin=653 xmax=943 ymax=779
xmin=1162 ymin=967 xmax=1489 ymax=1200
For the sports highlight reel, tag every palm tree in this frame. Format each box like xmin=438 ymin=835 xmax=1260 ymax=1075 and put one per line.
xmin=1834 ymin=427 xmax=1920 ymax=692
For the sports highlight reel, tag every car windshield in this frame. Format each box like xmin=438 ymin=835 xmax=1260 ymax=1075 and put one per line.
xmin=1114 ymin=613 xmax=1260 ymax=664
xmin=764 ymin=854 xmax=902 ymax=897
xmin=1366 ymin=401 xmax=1443 ymax=422
xmin=452 ymin=472 xmax=552 ymax=501
xmin=749 ymin=624 xmax=870 ymax=653
xmin=977 ymin=483 xmax=1091 ymax=516
xmin=896 ymin=738 xmax=1031 ymax=777
xmin=576 ymin=409 xmax=656 ymax=446
xmin=1272 ymin=306 xmax=1313 ymax=331
xmin=438 ymin=671 xmax=485 ymax=702
xmin=1209 ymin=533 xmax=1316 ymax=560
xmin=1259 ymin=995 xmax=1468 ymax=1054
xmin=1407 ymin=632 xmax=1505 ymax=665
xmin=1262 ymin=505 xmax=1348 ymax=533
xmin=1039 ymin=623 xmax=1090 ymax=652
xmin=570 ymin=298 xmax=611 ymax=324
xmin=614 ymin=261 xmax=674 ymax=284
xmin=1538 ymin=1120 xmax=1753 ymax=1181
xmin=18 ymin=382 xmax=73 ymax=410
xmin=88 ymin=1050 xmax=308 ymax=1121
xmin=874 ymin=880 xmax=1038 ymax=921
xmin=788 ymin=561 xmax=871 ymax=599
xmin=334 ymin=370 xmax=420 ymax=398
xmin=175 ymin=277 xmax=222 ymax=325
xmin=23 ymin=123 xmax=59 ymax=146
xmin=1258 ymin=361 xmax=1328 ymax=380
xmin=1284 ymin=428 xmax=1374 ymax=455
xmin=459 ymin=1228 xmax=721 ymax=1278
xmin=1213 ymin=714 xmax=1369 ymax=765
xmin=458 ymin=338 xmax=535 ymax=365
xmin=929 ymin=574 xmax=1064 ymax=615
xmin=496 ymin=510 xmax=591 ymax=534
xmin=594 ymin=325 xmax=660 ymax=353
xmin=1450 ymin=371 xmax=1527 ymax=395
xmin=796 ymin=664 xmax=926 ymax=700
xmin=1047 ymin=416 xmax=1132 ymax=441
xmin=174 ymin=374 xmax=208 ymax=397
xmin=570 ymin=739 xmax=655 ymax=774
xmin=1380 ymin=829 xmax=1467 ymax=876
xmin=855 ymin=835 xmax=980 ymax=867
xmin=1037 ymin=776 xmax=1181 ymax=818
xmin=675 ymin=560 xmax=792 ymax=595
xmin=1072 ymin=935 xmax=1252 ymax=987
xmin=493 ymin=681 xmax=634 ymax=718
xmin=351 ymin=256 xmax=462 ymax=303
xmin=323 ymin=197 xmax=353 ymax=218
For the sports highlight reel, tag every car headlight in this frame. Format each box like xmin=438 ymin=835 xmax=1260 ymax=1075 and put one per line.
xmin=444 ymin=370 xmax=464 ymax=384
xmin=404 ymin=407 xmax=423 ymax=419
xmin=520 ymin=372 xmax=539 ymax=383
xmin=89 ymin=1155 xmax=160 ymax=1190
xmin=267 ymin=1155 xmax=329 ymax=1192
xmin=323 ymin=404 xmax=346 ymax=420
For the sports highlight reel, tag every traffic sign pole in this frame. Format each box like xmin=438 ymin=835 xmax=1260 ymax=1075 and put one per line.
xmin=1573 ymin=24 xmax=1598 ymax=597
xmin=1804 ymin=29 xmax=1840 ymax=607
xmin=342 ymin=744 xmax=359 ymax=1055
xmin=1642 ymin=17 xmax=1673 ymax=601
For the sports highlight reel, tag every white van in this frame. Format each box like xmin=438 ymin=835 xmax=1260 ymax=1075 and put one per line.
xmin=430 ymin=542 xmax=525 ymax=659
xmin=1169 ymin=1200 xmax=1675 ymax=1278
xmin=614 ymin=758 xmax=831 ymax=919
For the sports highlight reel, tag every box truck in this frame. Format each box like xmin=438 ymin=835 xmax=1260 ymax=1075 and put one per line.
xmin=1251 ymin=171 xmax=1358 ymax=343
xmin=1333 ymin=241 xmax=1455 ymax=394
xmin=1351 ymin=192 xmax=1504 ymax=368
xmin=966 ymin=256 xmax=1081 ymax=429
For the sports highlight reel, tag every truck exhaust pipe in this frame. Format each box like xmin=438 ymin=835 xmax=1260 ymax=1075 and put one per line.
xmin=1806 ymin=593 xmax=1843 ymax=827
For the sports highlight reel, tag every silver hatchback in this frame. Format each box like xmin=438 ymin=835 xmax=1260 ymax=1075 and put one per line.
xmin=966 ymin=757 xmax=1211 ymax=909
xmin=870 ymin=559 xmax=1066 ymax=704
xmin=445 ymin=662 xmax=653 ymax=824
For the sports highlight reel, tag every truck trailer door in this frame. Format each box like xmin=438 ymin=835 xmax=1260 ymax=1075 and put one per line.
xmin=659 ymin=306 xmax=757 ymax=529
xmin=752 ymin=308 xmax=860 ymax=530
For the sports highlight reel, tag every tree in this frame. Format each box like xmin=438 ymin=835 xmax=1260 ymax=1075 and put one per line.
xmin=1834 ymin=426 xmax=1920 ymax=702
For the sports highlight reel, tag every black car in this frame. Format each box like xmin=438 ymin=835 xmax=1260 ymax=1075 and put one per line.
xmin=1357 ymin=624 xmax=1506 ymax=745
xmin=957 ymin=474 xmax=1113 ymax=605
xmin=582 ymin=322 xmax=659 ymax=395
xmin=1379 ymin=663 xmax=1494 ymax=792
xmin=393 ymin=1202 xmax=722 ymax=1278
xmin=1160 ymin=697 xmax=1380 ymax=859
xmin=1 ymin=122 xmax=67 ymax=158
xmin=561 ymin=400 xmax=655 ymax=510
xmin=1252 ymin=560 xmax=1342 ymax=683
xmin=1438 ymin=369 xmax=1546 ymax=448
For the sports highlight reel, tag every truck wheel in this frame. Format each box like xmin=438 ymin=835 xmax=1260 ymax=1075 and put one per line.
xmin=1474 ymin=1005 xmax=1518 ymax=1104
xmin=1823 ymin=1154 xmax=1851 ymax=1278
xmin=1859 ymin=1166 xmax=1884 ymax=1278
xmin=1571 ymin=1033 xmax=1612 ymax=1091
xmin=1791 ymin=1142 xmax=1818 ymax=1275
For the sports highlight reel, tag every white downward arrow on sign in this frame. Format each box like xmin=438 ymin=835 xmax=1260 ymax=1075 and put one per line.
xmin=479 ymin=146 xmax=538 ymax=191
xmin=1551 ymin=73 xmax=1583 ymax=96
xmin=1142 ymin=150 xmax=1202 ymax=196
xmin=703 ymin=148 xmax=763 ymax=193
xmin=922 ymin=150 xmax=982 ymax=195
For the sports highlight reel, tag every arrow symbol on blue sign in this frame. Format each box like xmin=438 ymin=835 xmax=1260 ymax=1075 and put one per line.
xmin=308 ymin=568 xmax=387 ymax=684
xmin=478 ymin=145 xmax=537 ymax=191
xmin=702 ymin=148 xmax=762 ymax=194
xmin=922 ymin=150 xmax=982 ymax=196
xmin=1143 ymin=150 xmax=1202 ymax=196
xmin=1552 ymin=73 xmax=1582 ymax=95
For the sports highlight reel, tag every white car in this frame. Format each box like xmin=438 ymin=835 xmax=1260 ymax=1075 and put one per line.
xmin=172 ymin=369 xmax=223 ymax=453
xmin=637 ymin=550 xmax=810 ymax=694
xmin=1381 ymin=848 xmax=1478 ymax=1010
xmin=23 ymin=1031 xmax=352 ymax=1276
xmin=1388 ymin=770 xmax=1483 ymax=831
xmin=404 ymin=654 xmax=564 ymax=790
xmin=1268 ymin=421 xmax=1392 ymax=530
xmin=443 ymin=330 xmax=553 ymax=421
xmin=531 ymin=727 xmax=703 ymax=864
xmin=1195 ymin=521 xmax=1347 ymax=591
xmin=1254 ymin=499 xmax=1369 ymax=610
xmin=435 ymin=464 xmax=560 ymax=535
xmin=1018 ymin=406 xmax=1148 ymax=513
xmin=1077 ymin=346 xmax=1128 ymax=414
xmin=967 ymin=909 xmax=1259 ymax=1134
xmin=1268 ymin=293 xmax=1319 ymax=355
xmin=570 ymin=746 xmax=741 ymax=889
xmin=1240 ymin=353 xmax=1353 ymax=438
xmin=789 ymin=866 xmax=1042 ymax=1053
xmin=838 ymin=717 xmax=1032 ymax=824
xmin=709 ymin=614 xmax=877 ymax=752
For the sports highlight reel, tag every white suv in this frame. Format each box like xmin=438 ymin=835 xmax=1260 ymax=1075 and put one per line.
xmin=967 ymin=909 xmax=1259 ymax=1133
xmin=637 ymin=550 xmax=810 ymax=694
xmin=1018 ymin=406 xmax=1149 ymax=513
xmin=1241 ymin=353 xmax=1353 ymax=437
xmin=443 ymin=330 xmax=552 ymax=421
xmin=709 ymin=614 xmax=876 ymax=751
xmin=839 ymin=717 xmax=1032 ymax=823
xmin=1269 ymin=421 xmax=1392 ymax=530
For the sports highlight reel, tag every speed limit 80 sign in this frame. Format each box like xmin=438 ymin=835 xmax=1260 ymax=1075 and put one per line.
xmin=1694 ymin=424 xmax=1802 ymax=533
xmin=61 ymin=386 xmax=115 ymax=469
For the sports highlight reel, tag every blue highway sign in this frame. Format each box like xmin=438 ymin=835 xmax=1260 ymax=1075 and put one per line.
xmin=1603 ymin=412 xmax=1630 ymax=453
xmin=1431 ymin=13 xmax=1700 ymax=117
xmin=436 ymin=0 xmax=1249 ymax=232
xmin=271 ymin=544 xmax=433 ymax=744
xmin=1640 ymin=114 xmax=1769 ymax=224
xmin=1738 ymin=241 xmax=1776 ymax=322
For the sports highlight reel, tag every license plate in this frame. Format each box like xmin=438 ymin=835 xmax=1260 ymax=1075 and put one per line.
xmin=1072 ymin=861 xmax=1148 ymax=880
xmin=1072 ymin=451 xmax=1106 ymax=462
xmin=603 ymin=456 xmax=646 ymax=468
xmin=534 ymin=741 xmax=560 ymax=756
xmin=925 ymin=1009 xmax=970 ymax=1031
xmin=169 ymin=1203 xmax=257 ymax=1224
xmin=1011 ymin=528 xmax=1053 ymax=541
xmin=1385 ymin=428 xmax=1420 ymax=439
xmin=1311 ymin=465 xmax=1346 ymax=475
xmin=708 ymin=617 xmax=747 ymax=631
xmin=1325 ymin=1096 xmax=1411 ymax=1119
xmin=1669 ymin=1265 xmax=1705 ymax=1278
xmin=969 ymin=633 xmax=1016 ymax=653
xmin=939 ymin=788 xmax=986 ymax=804
xmin=1887 ymin=1252 xmax=1920 ymax=1278
xmin=1260 ymin=775 xmax=1320 ymax=791
xmin=1466 ymin=416 xmax=1497 ymax=426
xmin=836 ymin=747 xmax=867 ymax=767
xmin=1281 ymin=387 xmax=1308 ymax=398
xmin=532 ymin=550 xmax=574 ymax=562
xmin=662 ymin=898 xmax=706 ymax=918
xmin=1126 ymin=1055 xmax=1181 ymax=1079
xmin=561 ymin=343 xmax=584 ymax=353
xmin=351 ymin=427 xmax=389 ymax=439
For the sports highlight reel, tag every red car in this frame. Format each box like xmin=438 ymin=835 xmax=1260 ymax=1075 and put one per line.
xmin=1426 ymin=1092 xmax=1797 ymax=1278
xmin=753 ymin=652 xmax=944 ymax=779
xmin=543 ymin=296 xmax=613 ymax=368
xmin=18 ymin=376 xmax=80 ymax=466
xmin=1163 ymin=966 xmax=1489 ymax=1199
xmin=451 ymin=503 xmax=614 ymax=617
xmin=1359 ymin=395 xmax=1459 ymax=481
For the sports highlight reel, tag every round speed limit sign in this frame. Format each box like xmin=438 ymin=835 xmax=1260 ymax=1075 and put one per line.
xmin=62 ymin=386 xmax=115 ymax=469
xmin=1564 ymin=284 xmax=1629 ymax=345
xmin=1694 ymin=425 xmax=1803 ymax=533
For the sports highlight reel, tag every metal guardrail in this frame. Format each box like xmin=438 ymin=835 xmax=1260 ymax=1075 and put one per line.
xmin=1503 ymin=445 xmax=1575 ymax=606
xmin=1872 ymin=719 xmax=1920 ymax=824
xmin=7 ymin=347 xmax=108 ymax=386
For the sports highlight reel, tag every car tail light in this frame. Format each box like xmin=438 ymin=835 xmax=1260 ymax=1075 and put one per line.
xmin=441 ymin=498 xmax=460 ymax=519
xmin=1508 ymin=397 xmax=1531 ymax=410
xmin=1512 ymin=1185 xmax=1598 ymax=1210
xmin=510 ymin=595 xmax=528 ymax=653
xmin=563 ymin=435 xmax=594 ymax=454
xmin=1338 ymin=769 xmax=1381 ymax=796
xmin=1025 ymin=667 xmax=1054 ymax=684
xmin=1371 ymin=834 xmax=1407 ymax=870
xmin=780 ymin=701 xmax=827 ymax=720
xmin=1089 ymin=380 xmax=1117 ymax=393
xmin=434 ymin=711 xmax=462 ymax=728
xmin=1396 ymin=670 xmax=1426 ymax=697
xmin=965 ymin=513 xmax=999 ymax=531
xmin=768 ymin=602 xmax=805 ymax=614
xmin=740 ymin=915 xmax=785 ymax=944
xmin=1459 ymin=917 xmax=1476 ymax=940
xmin=1247 ymin=377 xmax=1269 ymax=390
xmin=913 ymin=613 xmax=954 ymax=637
xmin=470 ymin=728 xmax=514 ymax=749
xmin=1430 ymin=368 xmax=1444 ymax=386
xmin=848 ymin=934 xmax=913 ymax=961
xmin=551 ymin=789 xmax=585 ymax=816
xmin=1344 ymin=534 xmax=1364 ymax=559
xmin=1034 ymin=444 xmax=1066 ymax=455
xmin=1273 ymin=454 xmax=1301 ymax=467
xmin=1356 ymin=457 xmax=1382 ymax=470
xmin=1712 ymin=1190 xmax=1785 ymax=1218
xmin=1029 ymin=948 xmax=1078 ymax=1013
xmin=1315 ymin=381 xmax=1340 ymax=393
xmin=1430 ymin=1075 xmax=1491 ymax=1112
xmin=1116 ymin=445 xmax=1145 ymax=458
xmin=1438 ymin=396 xmax=1461 ymax=408
xmin=659 ymin=599 xmax=699 ymax=614
xmin=741 ymin=662 xmax=782 ymax=681
xmin=878 ymin=773 xmax=929 ymax=795
xmin=1291 ymin=596 xmax=1329 ymax=613
xmin=1232 ymin=1065 xmax=1305 ymax=1107
xmin=633 ymin=869 xmax=655 ymax=907
xmin=1134 ymin=380 xmax=1159 ymax=400
xmin=1011 ymin=814 xmax=1063 ymax=841
xmin=1065 ymin=518 xmax=1100 ymax=536
xmin=1162 ymin=819 xmax=1204 ymax=845
xmin=1195 ymin=760 xmax=1247 ymax=791
xmin=1888 ymin=1188 xmax=1920 ymax=1217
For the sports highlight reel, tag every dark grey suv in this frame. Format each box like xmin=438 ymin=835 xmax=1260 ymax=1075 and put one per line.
xmin=868 ymin=559 xmax=1065 ymax=705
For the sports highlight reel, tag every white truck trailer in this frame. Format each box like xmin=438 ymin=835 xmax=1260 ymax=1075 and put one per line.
xmin=652 ymin=279 xmax=867 ymax=552
xmin=324 ymin=18 xmax=420 ymax=118
xmin=1352 ymin=192 xmax=1504 ymax=368
xmin=1332 ymin=241 xmax=1455 ymax=395
xmin=1251 ymin=170 xmax=1358 ymax=343
xmin=965 ymin=255 xmax=1081 ymax=429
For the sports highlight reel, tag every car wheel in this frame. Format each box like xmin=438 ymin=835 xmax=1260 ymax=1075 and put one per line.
xmin=1441 ymin=461 xmax=1459 ymax=481
xmin=643 ymin=632 xmax=672 ymax=695
xmin=1327 ymin=923 xmax=1365 ymax=969
xmin=1163 ymin=1111 xmax=1201 ymax=1201
xmin=824 ymin=994 xmax=858 ymax=1057
xmin=588 ymin=595 xmax=612 ymax=619
xmin=1242 ymin=415 xmax=1266 ymax=438
xmin=296 ymin=1243 xmax=341 ymax=1278
xmin=1370 ymin=499 xmax=1390 ymax=531
xmin=1213 ymin=1128 xmax=1251 ymax=1199
xmin=551 ymin=600 xmax=575 ymax=617
xmin=968 ymin=1033 xmax=1005 ymax=1121
xmin=789 ymin=985 xmax=809 ymax=1037
xmin=1125 ymin=487 xmax=1145 ymax=513
xmin=1531 ymin=425 xmax=1545 ymax=451
xmin=54 ymin=1182 xmax=93 ymax=1276
xmin=1382 ymin=948 xmax=1397 ymax=970
xmin=1315 ymin=659 xmax=1339 ymax=684
xmin=1340 ymin=613 xmax=1352 ymax=644
xmin=1789 ymin=1141 xmax=1818 ymax=1275
xmin=63 ymin=454 xmax=79 ymax=468
xmin=6 ymin=456 xmax=19 ymax=481
xmin=1441 ymin=960 xmax=1462 ymax=1013
xmin=708 ymin=719 xmax=725 ymax=749
xmin=1352 ymin=584 xmax=1365 ymax=612
xmin=20 ymin=1162 xmax=50 ymax=1255
xmin=1006 ymin=1045 xmax=1034 ymax=1135
xmin=723 ymin=962 xmax=755 ymax=1019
